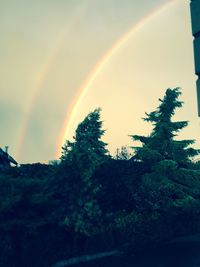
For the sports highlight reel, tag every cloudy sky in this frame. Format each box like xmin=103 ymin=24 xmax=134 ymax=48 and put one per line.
xmin=1 ymin=0 xmax=199 ymax=163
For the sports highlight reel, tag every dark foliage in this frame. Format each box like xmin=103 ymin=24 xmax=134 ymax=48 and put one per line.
xmin=1 ymin=89 xmax=200 ymax=266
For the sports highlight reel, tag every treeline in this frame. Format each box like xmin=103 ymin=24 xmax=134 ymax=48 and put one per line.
xmin=1 ymin=88 xmax=200 ymax=266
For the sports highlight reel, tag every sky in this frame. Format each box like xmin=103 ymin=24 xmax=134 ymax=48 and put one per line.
xmin=0 ymin=0 xmax=199 ymax=164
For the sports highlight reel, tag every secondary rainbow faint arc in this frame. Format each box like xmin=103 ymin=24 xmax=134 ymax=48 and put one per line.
xmin=56 ymin=0 xmax=177 ymax=157
xmin=15 ymin=0 xmax=91 ymax=161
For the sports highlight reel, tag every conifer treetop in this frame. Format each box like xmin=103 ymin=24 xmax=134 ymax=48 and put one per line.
xmin=131 ymin=88 xmax=200 ymax=166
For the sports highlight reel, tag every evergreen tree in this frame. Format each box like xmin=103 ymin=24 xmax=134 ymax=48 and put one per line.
xmin=131 ymin=88 xmax=200 ymax=167
xmin=61 ymin=108 xmax=108 ymax=173
xmin=60 ymin=108 xmax=109 ymax=235
xmin=131 ymin=88 xmax=200 ymax=245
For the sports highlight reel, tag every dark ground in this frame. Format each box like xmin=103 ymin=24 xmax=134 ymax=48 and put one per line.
xmin=65 ymin=237 xmax=200 ymax=267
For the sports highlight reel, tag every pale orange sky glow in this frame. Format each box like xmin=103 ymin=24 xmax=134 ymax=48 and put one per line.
xmin=0 ymin=0 xmax=198 ymax=163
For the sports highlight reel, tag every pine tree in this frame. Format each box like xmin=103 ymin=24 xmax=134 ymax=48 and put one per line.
xmin=131 ymin=88 xmax=200 ymax=233
xmin=61 ymin=108 xmax=108 ymax=173
xmin=131 ymin=88 xmax=200 ymax=167
xmin=60 ymin=108 xmax=109 ymax=235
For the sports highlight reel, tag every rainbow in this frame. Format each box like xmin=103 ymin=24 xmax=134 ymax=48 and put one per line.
xmin=15 ymin=0 xmax=91 ymax=161
xmin=56 ymin=0 xmax=177 ymax=158
xmin=15 ymin=34 xmax=65 ymax=159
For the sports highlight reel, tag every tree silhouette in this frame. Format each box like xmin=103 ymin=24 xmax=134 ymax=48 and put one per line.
xmin=131 ymin=88 xmax=199 ymax=167
xmin=61 ymin=108 xmax=108 ymax=235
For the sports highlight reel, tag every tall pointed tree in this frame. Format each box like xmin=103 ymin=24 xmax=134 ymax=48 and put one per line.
xmin=61 ymin=108 xmax=108 ymax=172
xmin=60 ymin=108 xmax=109 ymax=235
xmin=131 ymin=88 xmax=199 ymax=167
